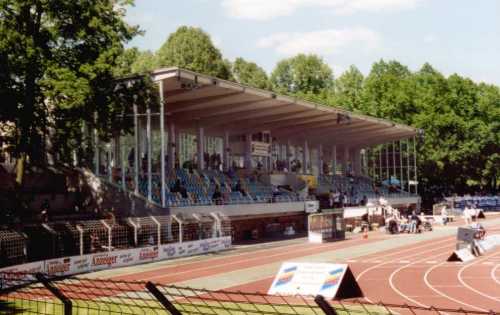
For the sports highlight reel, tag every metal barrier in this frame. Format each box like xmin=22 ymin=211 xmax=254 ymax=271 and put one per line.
xmin=0 ymin=273 xmax=497 ymax=315
xmin=0 ymin=213 xmax=232 ymax=268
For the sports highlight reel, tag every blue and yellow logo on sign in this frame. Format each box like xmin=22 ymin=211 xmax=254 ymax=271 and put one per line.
xmin=320 ymin=268 xmax=344 ymax=291
xmin=275 ymin=266 xmax=297 ymax=286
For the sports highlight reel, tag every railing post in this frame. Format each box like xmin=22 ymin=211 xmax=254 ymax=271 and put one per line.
xmin=35 ymin=273 xmax=72 ymax=315
xmin=145 ymin=281 xmax=181 ymax=315
xmin=314 ymin=295 xmax=337 ymax=315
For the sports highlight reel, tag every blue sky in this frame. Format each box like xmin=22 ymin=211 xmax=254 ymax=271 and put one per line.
xmin=126 ymin=0 xmax=500 ymax=85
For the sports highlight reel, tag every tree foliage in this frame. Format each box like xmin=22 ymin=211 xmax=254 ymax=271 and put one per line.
xmin=156 ymin=26 xmax=231 ymax=79
xmin=232 ymin=57 xmax=269 ymax=89
xmin=0 ymin=0 xmax=156 ymax=186
xmin=270 ymin=54 xmax=334 ymax=96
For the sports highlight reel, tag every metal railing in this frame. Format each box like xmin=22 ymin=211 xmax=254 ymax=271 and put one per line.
xmin=0 ymin=213 xmax=232 ymax=268
xmin=0 ymin=273 xmax=497 ymax=315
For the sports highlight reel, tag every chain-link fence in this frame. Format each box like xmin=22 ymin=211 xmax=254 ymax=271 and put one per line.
xmin=0 ymin=273 xmax=497 ymax=315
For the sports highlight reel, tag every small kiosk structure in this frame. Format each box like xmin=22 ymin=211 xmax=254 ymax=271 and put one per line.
xmin=308 ymin=209 xmax=345 ymax=243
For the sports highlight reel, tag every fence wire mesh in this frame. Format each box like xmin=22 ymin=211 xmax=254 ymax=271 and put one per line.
xmin=0 ymin=273 xmax=497 ymax=315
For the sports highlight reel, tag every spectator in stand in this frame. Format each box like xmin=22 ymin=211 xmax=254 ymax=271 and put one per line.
xmin=361 ymin=195 xmax=368 ymax=206
xmin=328 ymin=190 xmax=336 ymax=208
xmin=212 ymin=184 xmax=222 ymax=205
xmin=172 ymin=179 xmax=188 ymax=199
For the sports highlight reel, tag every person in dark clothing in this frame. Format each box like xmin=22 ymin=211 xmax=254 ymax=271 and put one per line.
xmin=212 ymin=185 xmax=222 ymax=205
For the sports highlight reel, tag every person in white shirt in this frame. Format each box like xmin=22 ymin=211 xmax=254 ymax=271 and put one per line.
xmin=463 ymin=205 xmax=472 ymax=225
xmin=441 ymin=206 xmax=448 ymax=225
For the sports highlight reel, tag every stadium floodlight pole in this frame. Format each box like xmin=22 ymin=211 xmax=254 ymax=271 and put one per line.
xmin=133 ymin=104 xmax=139 ymax=195
xmin=159 ymin=80 xmax=166 ymax=207
xmin=147 ymin=107 xmax=152 ymax=202
xmin=413 ymin=136 xmax=418 ymax=194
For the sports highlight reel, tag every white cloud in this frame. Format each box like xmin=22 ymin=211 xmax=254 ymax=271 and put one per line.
xmin=221 ymin=0 xmax=423 ymax=20
xmin=257 ymin=28 xmax=381 ymax=56
xmin=423 ymin=34 xmax=437 ymax=43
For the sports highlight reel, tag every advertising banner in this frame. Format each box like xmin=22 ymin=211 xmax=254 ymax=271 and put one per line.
xmin=268 ymin=262 xmax=360 ymax=299
xmin=0 ymin=236 xmax=232 ymax=280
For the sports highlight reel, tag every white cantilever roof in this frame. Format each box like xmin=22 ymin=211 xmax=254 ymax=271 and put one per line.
xmin=151 ymin=67 xmax=418 ymax=148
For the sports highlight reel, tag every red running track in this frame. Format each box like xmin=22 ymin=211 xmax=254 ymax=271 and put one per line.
xmin=109 ymin=217 xmax=500 ymax=312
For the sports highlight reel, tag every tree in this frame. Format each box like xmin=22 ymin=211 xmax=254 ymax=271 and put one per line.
xmin=270 ymin=54 xmax=334 ymax=97
xmin=131 ymin=50 xmax=157 ymax=74
xmin=156 ymin=26 xmax=231 ymax=79
xmin=335 ymin=65 xmax=364 ymax=111
xmin=232 ymin=57 xmax=269 ymax=89
xmin=0 ymin=0 xmax=151 ymax=187
xmin=362 ymin=60 xmax=415 ymax=122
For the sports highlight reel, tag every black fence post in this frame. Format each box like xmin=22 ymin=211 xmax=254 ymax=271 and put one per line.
xmin=314 ymin=295 xmax=338 ymax=315
xmin=35 ymin=273 xmax=72 ymax=315
xmin=145 ymin=281 xmax=182 ymax=315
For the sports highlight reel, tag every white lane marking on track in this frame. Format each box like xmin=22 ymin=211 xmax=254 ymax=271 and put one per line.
xmin=355 ymin=236 xmax=455 ymax=304
xmin=491 ymin=264 xmax=500 ymax=285
xmin=141 ymin=236 xmax=366 ymax=281
xmin=426 ymin=261 xmax=437 ymax=264
xmin=424 ymin=262 xmax=488 ymax=312
xmin=388 ymin=250 xmax=453 ymax=310
xmin=399 ymin=260 xmax=410 ymax=263
xmin=457 ymin=251 xmax=500 ymax=303
xmin=482 ymin=262 xmax=494 ymax=265
xmin=347 ymin=260 xmax=357 ymax=263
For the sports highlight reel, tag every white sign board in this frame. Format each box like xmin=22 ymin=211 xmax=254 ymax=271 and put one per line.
xmin=268 ymin=262 xmax=349 ymax=298
xmin=448 ymin=248 xmax=476 ymax=262
xmin=305 ymin=201 xmax=319 ymax=213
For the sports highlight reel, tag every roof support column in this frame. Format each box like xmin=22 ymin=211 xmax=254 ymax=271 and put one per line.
xmin=378 ymin=146 xmax=382 ymax=182
xmin=223 ymin=130 xmax=230 ymax=172
xmin=286 ymin=140 xmax=292 ymax=172
xmin=93 ymin=113 xmax=99 ymax=176
xmin=331 ymin=145 xmax=337 ymax=176
xmin=353 ymin=148 xmax=361 ymax=176
xmin=392 ymin=141 xmax=396 ymax=183
xmin=146 ymin=107 xmax=152 ymax=202
xmin=197 ymin=125 xmax=205 ymax=170
xmin=245 ymin=133 xmax=252 ymax=170
xmin=159 ymin=80 xmax=166 ymax=207
xmin=343 ymin=146 xmax=350 ymax=176
xmin=406 ymin=139 xmax=411 ymax=193
xmin=133 ymin=104 xmax=139 ymax=195
xmin=413 ymin=136 xmax=418 ymax=194
xmin=318 ymin=144 xmax=323 ymax=176
xmin=303 ymin=140 xmax=309 ymax=174
xmin=399 ymin=141 xmax=403 ymax=191
xmin=168 ymin=122 xmax=175 ymax=171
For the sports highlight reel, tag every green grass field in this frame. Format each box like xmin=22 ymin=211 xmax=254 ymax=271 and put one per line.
xmin=1 ymin=298 xmax=392 ymax=315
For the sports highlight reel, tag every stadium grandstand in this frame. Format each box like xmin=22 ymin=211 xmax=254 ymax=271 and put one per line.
xmin=0 ymin=67 xmax=422 ymax=268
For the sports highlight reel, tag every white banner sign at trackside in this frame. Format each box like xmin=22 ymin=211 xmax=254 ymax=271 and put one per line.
xmin=268 ymin=262 xmax=362 ymax=299
xmin=0 ymin=236 xmax=232 ymax=280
